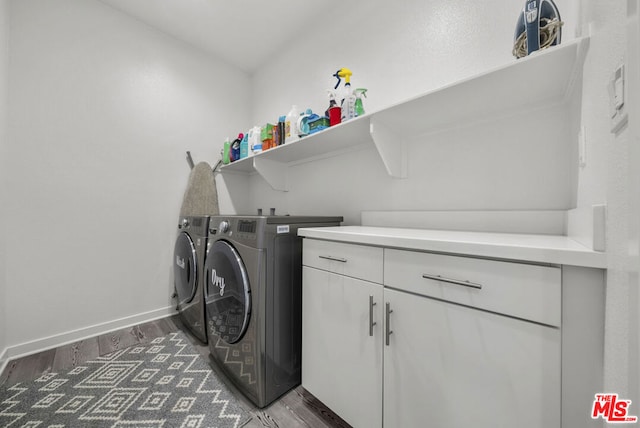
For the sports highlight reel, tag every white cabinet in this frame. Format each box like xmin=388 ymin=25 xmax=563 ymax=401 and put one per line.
xmin=302 ymin=239 xmax=383 ymax=284
xmin=384 ymin=249 xmax=562 ymax=326
xmin=301 ymin=241 xmax=384 ymax=428
xmin=383 ymin=287 xmax=560 ymax=428
xmin=384 ymin=250 xmax=561 ymax=428
xmin=302 ymin=268 xmax=383 ymax=428
xmin=302 ymin=238 xmax=563 ymax=428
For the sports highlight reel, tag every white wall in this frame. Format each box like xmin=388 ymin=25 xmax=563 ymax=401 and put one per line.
xmin=0 ymin=0 xmax=8 ymax=365
xmin=244 ymin=0 xmax=580 ymax=224
xmin=243 ymin=0 xmax=636 ymax=408
xmin=3 ymin=0 xmax=635 ymax=408
xmin=5 ymin=0 xmax=250 ymax=352
xmin=599 ymin=0 xmax=640 ymax=408
xmin=627 ymin=0 xmax=640 ymax=406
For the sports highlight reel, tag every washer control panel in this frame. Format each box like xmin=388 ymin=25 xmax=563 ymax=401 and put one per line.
xmin=210 ymin=218 xmax=257 ymax=241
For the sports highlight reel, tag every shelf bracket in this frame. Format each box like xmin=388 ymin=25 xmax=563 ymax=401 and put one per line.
xmin=369 ymin=117 xmax=407 ymax=178
xmin=253 ymin=157 xmax=288 ymax=192
xmin=565 ymin=37 xmax=590 ymax=101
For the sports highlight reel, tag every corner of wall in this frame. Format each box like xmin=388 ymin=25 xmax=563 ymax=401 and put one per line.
xmin=0 ymin=0 xmax=9 ymax=373
xmin=566 ymin=205 xmax=607 ymax=251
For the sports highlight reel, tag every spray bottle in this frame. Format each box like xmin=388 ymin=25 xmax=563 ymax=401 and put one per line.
xmin=334 ymin=68 xmax=356 ymax=122
xmin=354 ymin=88 xmax=367 ymax=117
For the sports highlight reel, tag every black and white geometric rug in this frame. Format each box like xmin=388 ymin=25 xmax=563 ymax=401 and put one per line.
xmin=0 ymin=332 xmax=251 ymax=427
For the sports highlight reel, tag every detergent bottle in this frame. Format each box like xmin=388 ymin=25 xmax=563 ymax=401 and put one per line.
xmin=354 ymin=88 xmax=367 ymax=117
xmin=297 ymin=108 xmax=312 ymax=137
xmin=240 ymin=133 xmax=249 ymax=159
xmin=222 ymin=137 xmax=231 ymax=164
xmin=230 ymin=133 xmax=243 ymax=162
xmin=248 ymin=126 xmax=262 ymax=155
xmin=285 ymin=105 xmax=300 ymax=143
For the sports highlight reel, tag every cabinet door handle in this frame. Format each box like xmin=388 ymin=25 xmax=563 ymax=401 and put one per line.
xmin=319 ymin=255 xmax=347 ymax=263
xmin=385 ymin=302 xmax=393 ymax=346
xmin=369 ymin=295 xmax=377 ymax=337
xmin=422 ymin=273 xmax=483 ymax=290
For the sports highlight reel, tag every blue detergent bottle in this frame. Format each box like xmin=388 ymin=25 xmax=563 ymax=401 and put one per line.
xmin=230 ymin=133 xmax=242 ymax=162
xmin=240 ymin=133 xmax=249 ymax=159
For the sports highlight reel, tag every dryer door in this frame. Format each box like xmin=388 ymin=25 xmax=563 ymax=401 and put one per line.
xmin=174 ymin=232 xmax=198 ymax=304
xmin=205 ymin=240 xmax=251 ymax=344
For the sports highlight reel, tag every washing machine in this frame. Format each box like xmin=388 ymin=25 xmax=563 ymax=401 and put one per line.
xmin=173 ymin=215 xmax=209 ymax=343
xmin=204 ymin=215 xmax=342 ymax=408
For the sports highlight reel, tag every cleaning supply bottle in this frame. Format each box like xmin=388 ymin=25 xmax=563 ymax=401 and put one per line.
xmin=297 ymin=108 xmax=312 ymax=137
xmin=354 ymin=88 xmax=367 ymax=117
xmin=261 ymin=124 xmax=275 ymax=150
xmin=335 ymin=68 xmax=356 ymax=121
xmin=285 ymin=105 xmax=300 ymax=143
xmin=240 ymin=133 xmax=249 ymax=159
xmin=248 ymin=125 xmax=262 ymax=155
xmin=230 ymin=133 xmax=242 ymax=162
xmin=222 ymin=137 xmax=231 ymax=164
xmin=326 ymin=90 xmax=340 ymax=126
xmin=277 ymin=115 xmax=286 ymax=146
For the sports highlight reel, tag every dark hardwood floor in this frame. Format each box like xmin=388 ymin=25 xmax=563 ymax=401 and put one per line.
xmin=0 ymin=315 xmax=351 ymax=428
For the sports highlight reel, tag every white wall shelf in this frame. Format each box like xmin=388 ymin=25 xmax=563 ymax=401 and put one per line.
xmin=220 ymin=37 xmax=589 ymax=191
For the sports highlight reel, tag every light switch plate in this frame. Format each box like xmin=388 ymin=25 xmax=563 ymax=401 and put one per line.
xmin=610 ymin=62 xmax=629 ymax=134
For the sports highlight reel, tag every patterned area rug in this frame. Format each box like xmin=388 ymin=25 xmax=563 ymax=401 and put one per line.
xmin=0 ymin=332 xmax=251 ymax=427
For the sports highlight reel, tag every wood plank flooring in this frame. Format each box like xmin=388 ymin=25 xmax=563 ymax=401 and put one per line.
xmin=0 ymin=315 xmax=352 ymax=428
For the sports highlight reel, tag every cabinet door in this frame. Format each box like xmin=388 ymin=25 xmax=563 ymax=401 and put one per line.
xmin=384 ymin=288 xmax=560 ymax=428
xmin=302 ymin=266 xmax=383 ymax=428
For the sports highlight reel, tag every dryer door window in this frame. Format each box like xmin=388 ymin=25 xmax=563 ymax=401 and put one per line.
xmin=205 ymin=240 xmax=251 ymax=344
xmin=174 ymin=232 xmax=198 ymax=304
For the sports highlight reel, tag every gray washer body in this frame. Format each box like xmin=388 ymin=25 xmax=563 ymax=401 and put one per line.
xmin=205 ymin=215 xmax=342 ymax=408
xmin=173 ymin=215 xmax=210 ymax=343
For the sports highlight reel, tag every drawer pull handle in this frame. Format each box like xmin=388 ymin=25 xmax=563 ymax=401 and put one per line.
xmin=369 ymin=295 xmax=377 ymax=337
xmin=385 ymin=302 xmax=393 ymax=346
xmin=422 ymin=273 xmax=483 ymax=290
xmin=319 ymin=255 xmax=347 ymax=263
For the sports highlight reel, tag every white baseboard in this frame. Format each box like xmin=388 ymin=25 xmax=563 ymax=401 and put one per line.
xmin=4 ymin=306 xmax=177 ymax=362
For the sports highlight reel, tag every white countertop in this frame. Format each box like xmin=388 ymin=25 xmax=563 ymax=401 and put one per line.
xmin=298 ymin=226 xmax=606 ymax=269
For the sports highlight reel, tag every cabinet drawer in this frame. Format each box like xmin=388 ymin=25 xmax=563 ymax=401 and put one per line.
xmin=384 ymin=249 xmax=561 ymax=326
xmin=303 ymin=239 xmax=383 ymax=283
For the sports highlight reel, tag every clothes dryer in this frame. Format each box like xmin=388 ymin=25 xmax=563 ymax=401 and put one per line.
xmin=173 ymin=216 xmax=209 ymax=343
xmin=204 ymin=215 xmax=342 ymax=408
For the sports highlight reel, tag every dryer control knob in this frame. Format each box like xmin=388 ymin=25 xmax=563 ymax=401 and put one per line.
xmin=180 ymin=218 xmax=189 ymax=229
xmin=219 ymin=220 xmax=230 ymax=233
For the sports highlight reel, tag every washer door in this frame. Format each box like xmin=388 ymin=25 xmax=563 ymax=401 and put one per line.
xmin=205 ymin=240 xmax=251 ymax=344
xmin=174 ymin=232 xmax=197 ymax=304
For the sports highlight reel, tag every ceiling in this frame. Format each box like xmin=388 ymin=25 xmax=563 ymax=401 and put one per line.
xmin=98 ymin=0 xmax=341 ymax=73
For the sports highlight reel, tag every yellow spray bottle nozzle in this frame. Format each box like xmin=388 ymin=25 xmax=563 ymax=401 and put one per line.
xmin=338 ymin=68 xmax=352 ymax=84
xmin=333 ymin=67 xmax=353 ymax=89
